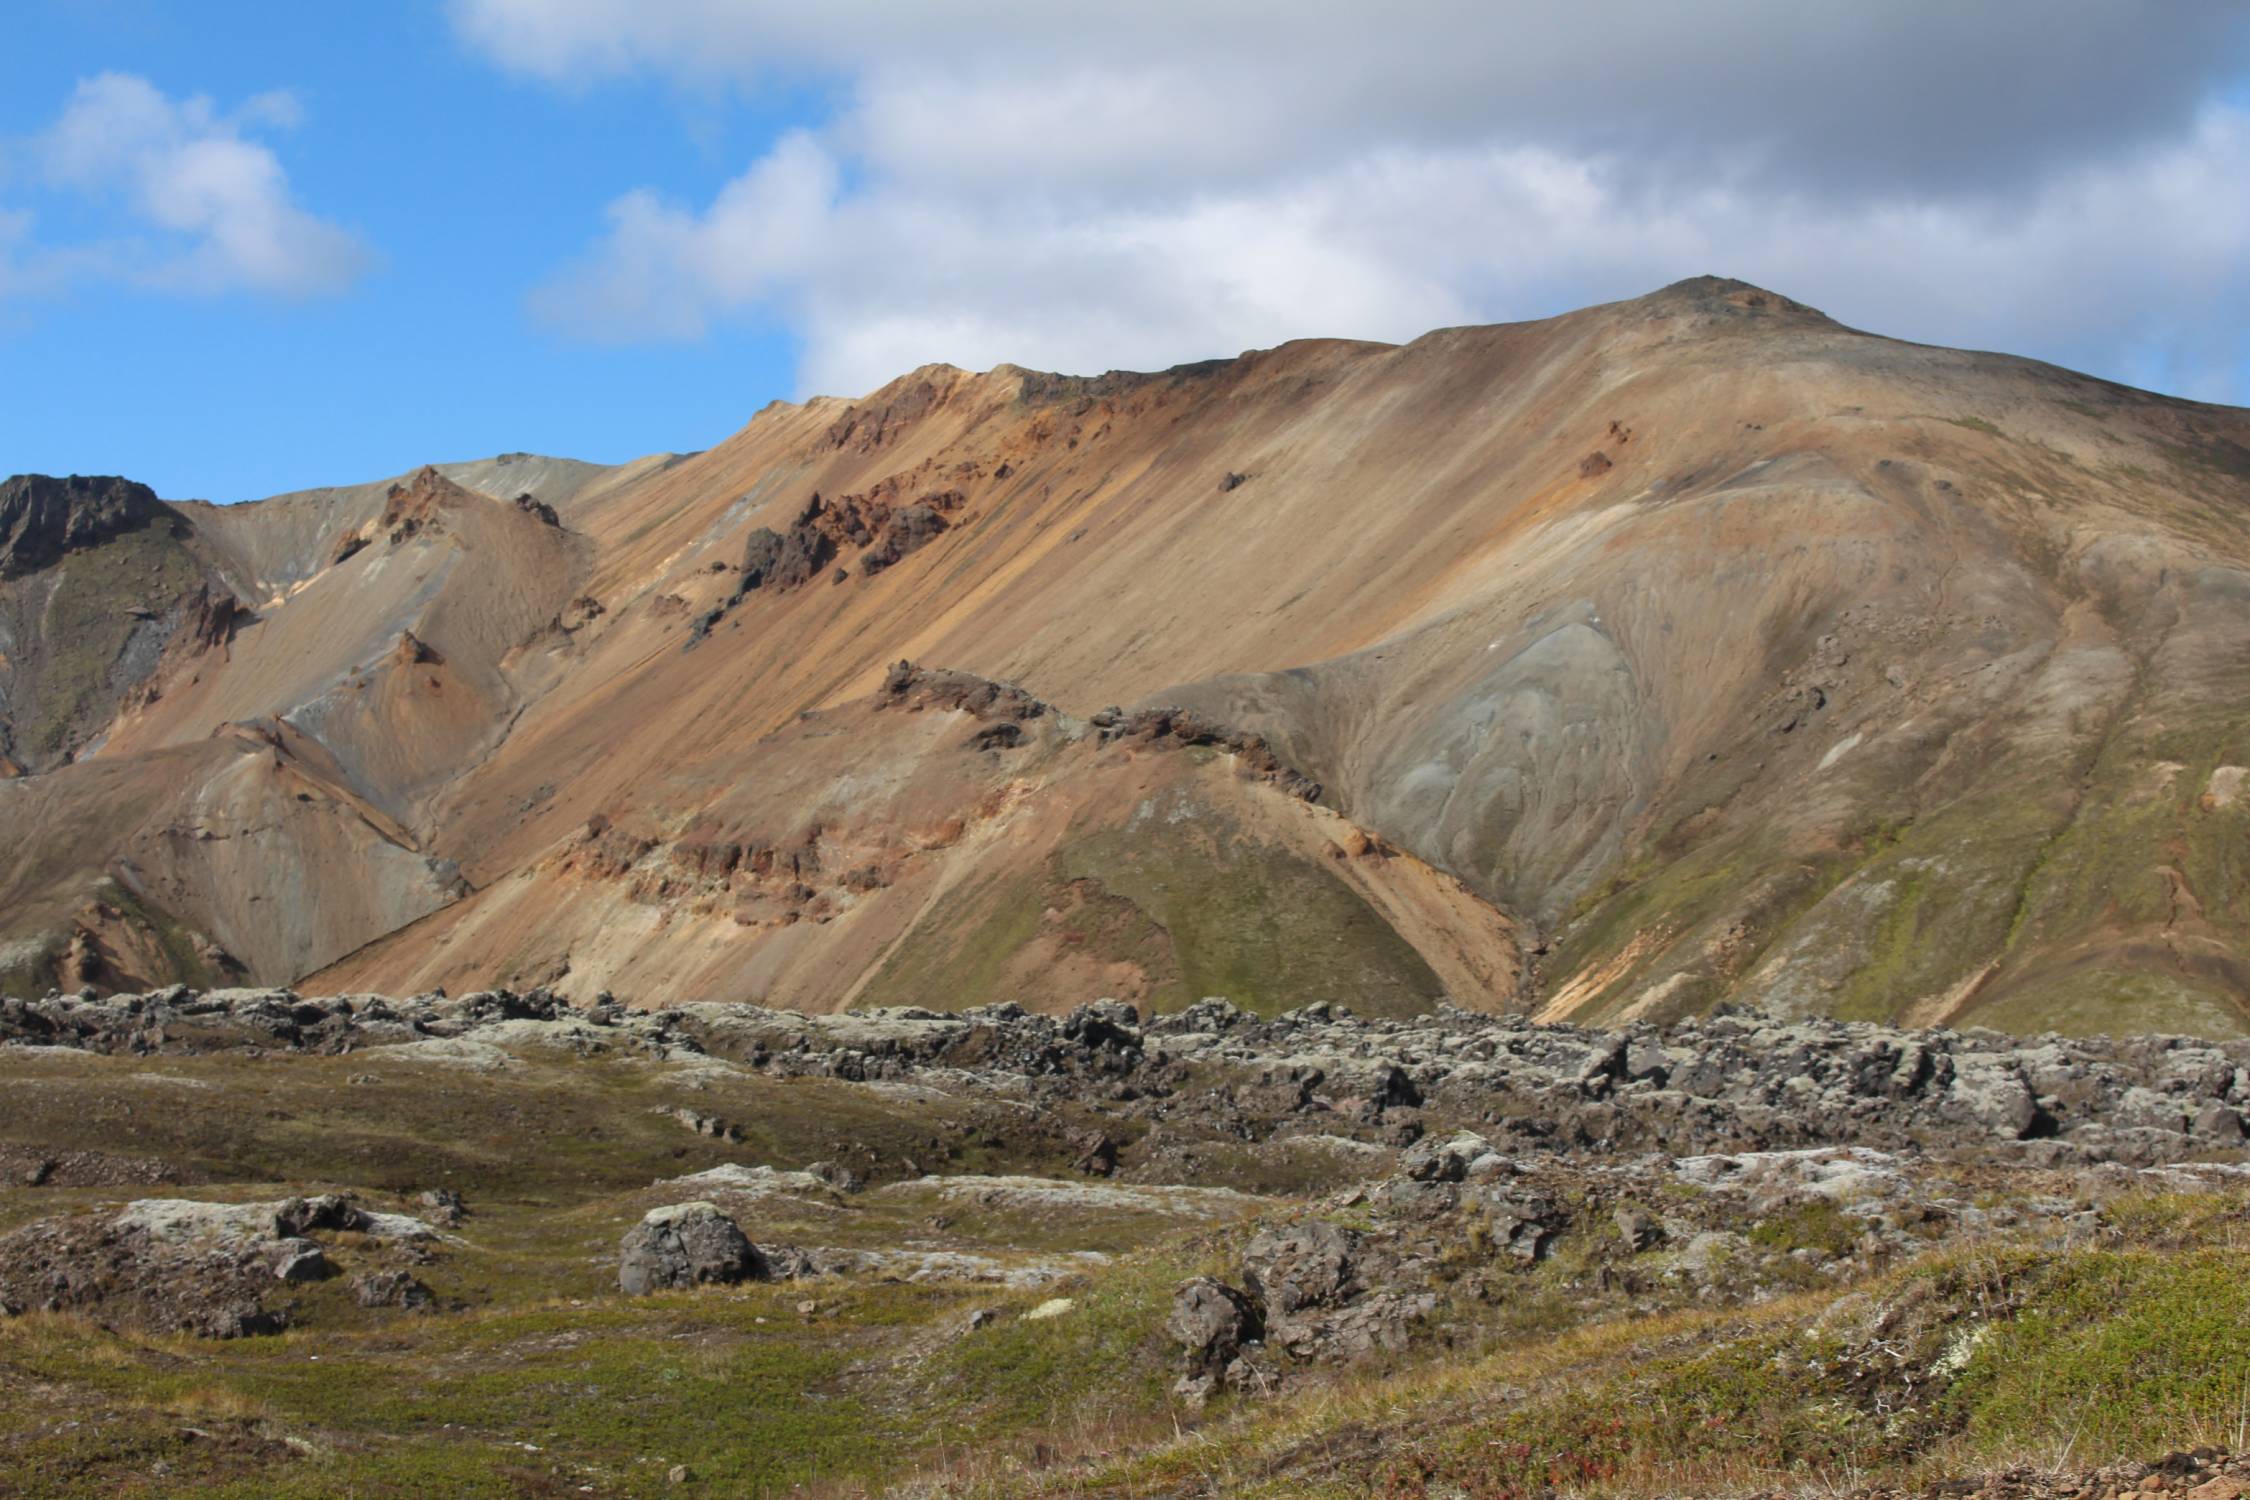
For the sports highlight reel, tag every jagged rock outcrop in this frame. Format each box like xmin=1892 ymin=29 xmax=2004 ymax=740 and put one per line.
xmin=1166 ymin=1275 xmax=1262 ymax=1401
xmin=182 ymin=585 xmax=248 ymax=650
xmin=11 ymin=987 xmax=2250 ymax=1170
xmin=377 ymin=465 xmax=459 ymax=544
xmin=732 ymin=484 xmax=967 ymax=601
xmin=0 ymin=474 xmax=175 ymax=580
xmin=736 ymin=518 xmax=833 ymax=594
xmin=859 ymin=500 xmax=954 ymax=576
xmin=877 ymin=660 xmax=1049 ymax=721
xmin=511 ymin=492 xmax=561 ymax=527
xmin=1092 ymin=705 xmax=1322 ymax=801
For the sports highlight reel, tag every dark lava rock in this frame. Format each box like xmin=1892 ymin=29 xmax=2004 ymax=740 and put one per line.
xmin=1166 ymin=1276 xmax=1260 ymax=1373
xmin=1241 ymin=1220 xmax=1362 ymax=1321
xmin=512 ymin=492 xmax=561 ymax=526
xmin=617 ymin=1202 xmax=763 ymax=1295
xmin=859 ymin=501 xmax=949 ymax=576
xmin=0 ymin=473 xmax=176 ymax=579
xmin=0 ymin=1216 xmax=285 ymax=1338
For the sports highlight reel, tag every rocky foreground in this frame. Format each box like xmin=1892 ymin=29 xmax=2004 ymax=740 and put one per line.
xmin=6 ymin=987 xmax=2250 ymax=1497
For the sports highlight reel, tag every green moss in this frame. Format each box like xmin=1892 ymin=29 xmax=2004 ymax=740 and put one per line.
xmin=922 ymin=1254 xmax=1184 ymax=1441
xmin=1831 ymin=867 xmax=1930 ymax=1022
xmin=849 ymin=864 xmax=1074 ymax=1013
xmin=1055 ymin=809 xmax=1445 ymax=1018
xmin=1955 ymin=1249 xmax=2250 ymax=1455
xmin=862 ymin=787 xmax=1449 ymax=1018
xmin=1747 ymin=1201 xmax=1864 ymax=1259
xmin=1971 ymin=968 xmax=2250 ymax=1039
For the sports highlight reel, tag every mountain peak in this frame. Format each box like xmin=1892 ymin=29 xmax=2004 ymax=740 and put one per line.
xmin=0 ymin=473 xmax=174 ymax=580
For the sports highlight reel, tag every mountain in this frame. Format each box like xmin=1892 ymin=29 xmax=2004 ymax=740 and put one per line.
xmin=4 ymin=277 xmax=2247 ymax=1035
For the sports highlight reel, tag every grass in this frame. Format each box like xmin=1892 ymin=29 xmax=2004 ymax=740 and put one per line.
xmin=1957 ymin=1248 xmax=2250 ymax=1457
xmin=1055 ymin=807 xmax=1447 ymax=1018
xmin=0 ymin=1036 xmax=1288 ymax=1496
xmin=0 ymin=1229 xmax=1212 ymax=1498
xmin=922 ymin=1253 xmax=1191 ymax=1442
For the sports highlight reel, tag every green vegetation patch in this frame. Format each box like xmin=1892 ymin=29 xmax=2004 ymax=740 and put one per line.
xmin=863 ymin=783 xmax=1448 ymax=1018
xmin=1954 ymin=1247 xmax=2250 ymax=1457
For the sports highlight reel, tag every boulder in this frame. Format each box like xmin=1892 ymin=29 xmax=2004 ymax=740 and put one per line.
xmin=352 ymin=1269 xmax=437 ymax=1311
xmin=1398 ymin=1129 xmax=1492 ymax=1183
xmin=267 ymin=1240 xmax=334 ymax=1283
xmin=617 ymin=1202 xmax=762 ymax=1295
xmin=1948 ymin=1056 xmax=2041 ymax=1139
xmin=1471 ymin=1184 xmax=1560 ymax=1261
xmin=1166 ymin=1276 xmax=1260 ymax=1373
xmin=1614 ymin=1204 xmax=1662 ymax=1253
xmin=1242 ymin=1220 xmax=1359 ymax=1311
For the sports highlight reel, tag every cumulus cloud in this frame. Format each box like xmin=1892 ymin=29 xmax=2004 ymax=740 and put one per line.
xmin=454 ymin=0 xmax=2250 ymax=399
xmin=8 ymin=73 xmax=368 ymax=299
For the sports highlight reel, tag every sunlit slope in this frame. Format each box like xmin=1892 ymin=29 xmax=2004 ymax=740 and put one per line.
xmin=10 ymin=277 xmax=2247 ymax=1031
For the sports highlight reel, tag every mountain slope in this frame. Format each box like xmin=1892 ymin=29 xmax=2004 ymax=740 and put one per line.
xmin=7 ymin=278 xmax=2249 ymax=1033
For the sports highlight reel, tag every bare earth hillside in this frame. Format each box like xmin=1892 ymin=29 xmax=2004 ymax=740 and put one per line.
xmin=5 ymin=278 xmax=2248 ymax=1035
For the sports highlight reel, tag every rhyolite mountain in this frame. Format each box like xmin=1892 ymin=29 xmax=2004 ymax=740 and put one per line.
xmin=3 ymin=277 xmax=2247 ymax=1035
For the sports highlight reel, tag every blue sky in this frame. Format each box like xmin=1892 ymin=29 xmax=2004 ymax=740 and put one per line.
xmin=4 ymin=2 xmax=2248 ymax=503
xmin=1 ymin=1 xmax=810 ymax=500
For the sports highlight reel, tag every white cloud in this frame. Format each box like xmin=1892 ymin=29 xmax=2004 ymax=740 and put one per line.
xmin=529 ymin=130 xmax=839 ymax=339
xmin=8 ymin=72 xmax=368 ymax=300
xmin=454 ymin=0 xmax=2250 ymax=401
xmin=453 ymin=1 xmax=2250 ymax=194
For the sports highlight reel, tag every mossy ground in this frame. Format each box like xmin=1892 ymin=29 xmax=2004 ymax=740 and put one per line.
xmin=0 ymin=1044 xmax=1231 ymax=1497
xmin=1063 ymin=1195 xmax=2250 ymax=1500
xmin=7 ymin=1029 xmax=2250 ymax=1497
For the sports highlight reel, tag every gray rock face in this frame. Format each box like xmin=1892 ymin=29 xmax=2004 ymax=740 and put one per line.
xmin=0 ymin=473 xmax=175 ymax=580
xmin=1165 ymin=1215 xmax=1432 ymax=1383
xmin=1242 ymin=1221 xmax=1362 ymax=1321
xmin=352 ymin=1270 xmax=437 ymax=1311
xmin=1165 ymin=1276 xmax=1259 ymax=1373
xmin=617 ymin=1203 xmax=762 ymax=1295
xmin=1614 ymin=1204 xmax=1662 ymax=1252
xmin=268 ymin=1241 xmax=334 ymax=1283
xmin=1234 ymin=1220 xmax=1433 ymax=1361
xmin=1398 ymin=1129 xmax=1492 ymax=1183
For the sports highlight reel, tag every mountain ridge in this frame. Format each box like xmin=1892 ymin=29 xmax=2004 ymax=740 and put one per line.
xmin=3 ymin=277 xmax=2247 ymax=1036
